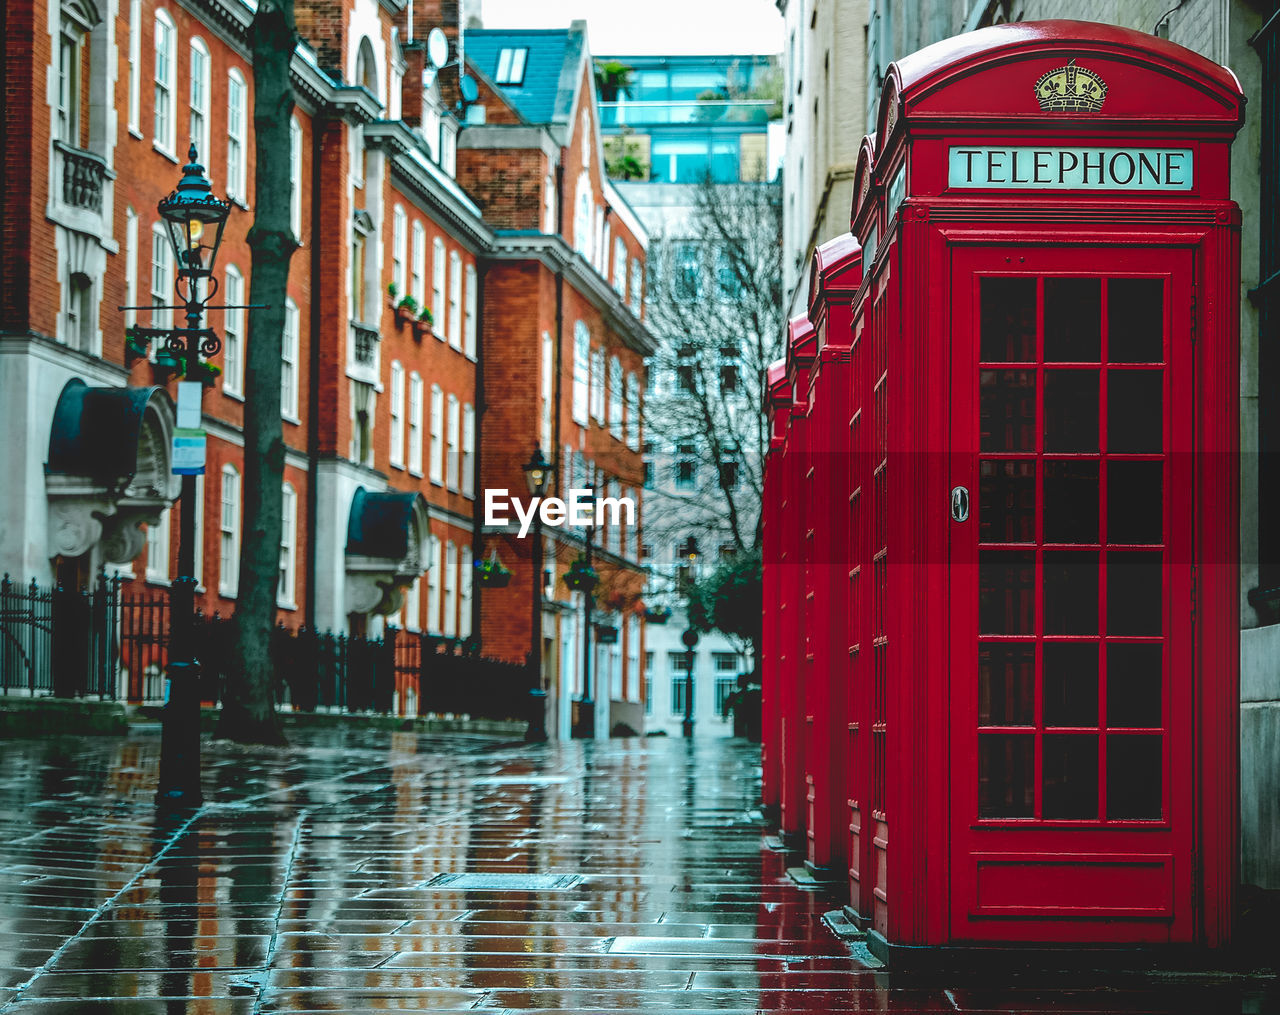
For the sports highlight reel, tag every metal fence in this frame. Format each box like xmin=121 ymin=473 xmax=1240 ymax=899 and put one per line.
xmin=0 ymin=574 xmax=533 ymax=722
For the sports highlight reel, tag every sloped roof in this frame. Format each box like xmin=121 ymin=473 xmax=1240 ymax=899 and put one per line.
xmin=465 ymin=26 xmax=585 ymax=126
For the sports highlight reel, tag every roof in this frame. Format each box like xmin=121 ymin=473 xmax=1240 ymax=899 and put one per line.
xmin=465 ymin=26 xmax=586 ymax=126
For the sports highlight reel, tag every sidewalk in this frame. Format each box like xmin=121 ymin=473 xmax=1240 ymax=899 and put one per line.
xmin=0 ymin=728 xmax=1273 ymax=1013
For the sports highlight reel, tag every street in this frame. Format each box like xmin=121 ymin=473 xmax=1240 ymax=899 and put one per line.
xmin=0 ymin=728 xmax=1273 ymax=1013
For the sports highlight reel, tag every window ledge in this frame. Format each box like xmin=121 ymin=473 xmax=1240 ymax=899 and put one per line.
xmin=277 ymin=599 xmax=299 ymax=611
xmin=153 ymin=142 xmax=179 ymax=164
xmin=223 ymin=389 xmax=245 ymax=402
xmin=409 ymin=467 xmax=424 ymax=479
xmin=128 ymin=127 xmax=144 ymax=140
xmin=390 ymin=460 xmax=406 ymax=471
xmin=282 ymin=413 xmax=302 ymax=426
xmin=145 ymin=575 xmax=170 ymax=587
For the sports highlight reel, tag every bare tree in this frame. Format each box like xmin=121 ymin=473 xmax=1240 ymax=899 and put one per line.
xmin=642 ymin=176 xmax=785 ymax=562
xmin=215 ymin=0 xmax=298 ymax=745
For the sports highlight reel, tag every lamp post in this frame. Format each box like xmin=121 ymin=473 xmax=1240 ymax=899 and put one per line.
xmin=134 ymin=146 xmax=231 ymax=809
xmin=681 ymin=626 xmax=699 ymax=737
xmin=575 ymin=475 xmax=598 ymax=739
xmin=521 ymin=447 xmax=554 ymax=741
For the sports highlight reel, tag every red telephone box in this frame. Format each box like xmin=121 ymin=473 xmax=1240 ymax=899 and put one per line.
xmin=762 ymin=359 xmax=791 ymax=824
xmin=765 ymin=19 xmax=1243 ymax=958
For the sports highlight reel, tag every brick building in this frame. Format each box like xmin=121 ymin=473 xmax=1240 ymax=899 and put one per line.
xmin=0 ymin=0 xmax=653 ymax=733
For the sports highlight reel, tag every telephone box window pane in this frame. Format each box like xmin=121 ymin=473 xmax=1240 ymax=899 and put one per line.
xmin=1044 ymin=278 xmax=1101 ymax=362
xmin=1043 ymin=551 xmax=1098 ymax=635
xmin=980 ymin=278 xmax=1036 ymax=362
xmin=979 ymin=550 xmax=1035 ymax=634
xmin=979 ymin=460 xmax=1035 ymax=543
xmin=1107 ymin=460 xmax=1162 ymax=544
xmin=1107 ymin=278 xmax=1164 ymax=363
xmin=979 ymin=643 xmax=1034 ymax=726
xmin=1043 ymin=642 xmax=1099 ymax=727
xmin=1043 ymin=734 xmax=1099 ymax=819
xmin=1107 ymin=551 xmax=1163 ymax=635
xmin=1043 ymin=460 xmax=1099 ymax=544
xmin=1106 ymin=735 xmax=1162 ymax=819
xmin=1044 ymin=370 xmax=1099 ymax=452
xmin=1107 ymin=643 xmax=1163 ymax=728
xmin=978 ymin=734 xmax=1034 ymax=818
xmin=980 ymin=370 xmax=1036 ymax=452
xmin=1108 ymin=371 xmax=1162 ymax=452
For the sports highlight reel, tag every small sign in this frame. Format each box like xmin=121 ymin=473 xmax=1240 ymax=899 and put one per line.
xmin=176 ymin=382 xmax=203 ymax=428
xmin=948 ymin=146 xmax=1193 ymax=191
xmin=172 ymin=427 xmax=206 ymax=475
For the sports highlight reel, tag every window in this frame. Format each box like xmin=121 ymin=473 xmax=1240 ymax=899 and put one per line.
xmin=289 ymin=117 xmax=303 ymax=240
xmin=150 ymin=223 xmax=172 ymax=329
xmin=446 ymin=394 xmax=460 ymax=491
xmin=443 ymin=541 xmax=457 ymax=637
xmin=65 ymin=272 xmax=93 ymax=352
xmin=676 ymin=344 xmax=697 ymax=394
xmin=57 ymin=16 xmax=86 ymax=145
xmin=714 ymin=651 xmax=740 ymax=673
xmin=282 ymin=298 xmax=299 ymax=420
xmin=124 ymin=208 xmax=138 ymax=329
xmin=716 ymin=245 xmax=741 ymax=300
xmin=541 ymin=331 xmax=554 ymax=452
xmin=227 ymin=70 xmax=247 ymax=202
xmin=429 ymin=384 xmax=444 ymax=483
xmin=189 ymin=39 xmax=211 ymax=167
xmin=408 ymin=372 xmax=423 ymax=474
xmin=606 ymin=478 xmax=621 ymax=553
xmin=675 ymin=442 xmax=697 ymax=491
xmin=494 ymin=47 xmax=528 ymax=85
xmin=673 ymin=243 xmax=702 ymax=301
xmin=543 ymin=175 xmax=556 ymax=234
xmin=405 ymin=577 xmax=421 ymax=632
xmin=714 ymin=676 xmax=736 ymax=719
xmin=608 ymin=357 xmax=624 ymax=439
xmin=573 ymin=173 xmax=593 ymax=259
xmin=572 ymin=322 xmax=590 ymax=425
xmin=462 ymin=403 xmax=475 ymax=498
xmin=670 ymin=655 xmax=693 ymax=714
xmin=350 ymin=224 xmax=367 ymax=323
xmin=193 ymin=473 xmax=205 ymax=588
xmin=153 ymin=12 xmax=175 ymax=153
xmin=719 ymin=345 xmax=741 ymax=393
xmin=626 ymin=373 xmax=640 ymax=450
xmin=219 ymin=465 xmax=240 ymax=597
xmin=459 ymin=545 xmax=473 ymax=638
xmin=601 ymin=221 xmax=611 ymax=279
xmin=390 ymin=207 xmax=407 ymax=297
xmin=719 ymin=449 xmax=739 ymax=490
xmin=613 ymin=237 xmax=627 ymax=296
xmin=426 ymin=535 xmax=441 ymax=633
xmin=650 ymin=137 xmax=738 ymax=183
xmin=432 ymin=237 xmax=445 ymax=337
xmin=629 ymin=258 xmax=642 ymax=315
xmin=464 ymin=264 xmax=477 ymax=358
xmin=411 ymin=221 xmax=425 ymax=306
xmin=448 ymin=251 xmax=462 ymax=349
xmin=590 ymin=348 xmax=605 ymax=422
xmin=350 ymin=381 xmax=375 ymax=467
xmin=146 ymin=509 xmax=170 ymax=582
xmin=222 ymin=266 xmax=244 ymax=396
xmin=127 ymin=0 xmax=140 ymax=133
xmin=278 ymin=483 xmax=297 ymax=607
xmin=644 ymin=651 xmax=654 ymax=716
xmin=389 ymin=361 xmax=405 ymax=468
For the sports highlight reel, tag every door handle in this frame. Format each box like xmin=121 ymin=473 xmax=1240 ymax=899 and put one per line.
xmin=950 ymin=486 xmax=969 ymax=523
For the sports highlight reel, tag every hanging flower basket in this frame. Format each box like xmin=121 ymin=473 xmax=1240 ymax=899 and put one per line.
xmin=124 ymin=327 xmax=150 ymax=364
xmin=644 ymin=604 xmax=673 ymax=624
xmin=476 ymin=553 xmax=512 ymax=588
xmin=563 ymin=557 xmax=599 ymax=593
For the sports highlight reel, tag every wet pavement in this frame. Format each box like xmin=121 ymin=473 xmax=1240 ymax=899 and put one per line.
xmin=0 ymin=727 xmax=1274 ymax=1013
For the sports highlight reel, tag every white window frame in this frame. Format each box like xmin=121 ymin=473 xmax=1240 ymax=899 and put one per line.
xmin=590 ymin=347 xmax=605 ymax=422
xmin=443 ymin=540 xmax=457 ymax=637
xmin=464 ymin=263 xmax=477 ymax=359
xmin=389 ymin=360 xmax=405 ymax=468
xmin=405 ymin=577 xmax=421 ymax=632
xmin=626 ymin=373 xmax=641 ymax=450
xmin=124 ymin=208 xmax=139 ymax=329
xmin=127 ymin=0 xmax=141 ymax=134
xmin=150 ymin=222 xmax=172 ymax=330
xmin=146 ymin=508 xmax=170 ymax=582
xmin=543 ymin=175 xmax=556 ymax=234
xmin=613 ymin=237 xmax=627 ymax=296
xmin=153 ymin=11 xmax=176 ymax=155
xmin=448 ymin=250 xmax=462 ymax=350
xmin=408 ymin=371 xmax=424 ymax=475
xmin=572 ymin=322 xmax=589 ymax=425
xmin=609 ymin=356 xmax=623 ymax=438
xmin=459 ymin=545 xmax=473 ymax=639
xmin=289 ymin=117 xmax=303 ymax=241
xmin=392 ymin=205 xmax=407 ymax=298
xmin=222 ymin=265 xmax=244 ymax=397
xmin=431 ymin=237 xmax=445 ymax=338
xmin=541 ymin=331 xmax=554 ymax=452
xmin=227 ymin=69 xmax=247 ymax=203
xmin=630 ymin=258 xmax=643 ymax=315
xmin=461 ymin=403 xmax=475 ymax=498
xmin=219 ymin=464 xmax=240 ymax=598
xmin=278 ymin=482 xmax=297 ymax=608
xmin=411 ymin=221 xmax=426 ymax=306
xmin=426 ymin=535 xmax=441 ymax=633
xmin=189 ymin=39 xmax=211 ymax=170
xmin=282 ymin=297 xmax=300 ymax=421
xmin=574 ymin=174 xmax=592 ymax=259
xmin=429 ymin=384 xmax=444 ymax=484
xmin=446 ymin=394 xmax=460 ymax=491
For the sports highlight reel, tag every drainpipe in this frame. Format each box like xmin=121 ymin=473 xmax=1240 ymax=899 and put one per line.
xmin=304 ymin=119 xmax=323 ymax=633
xmin=470 ymin=257 xmax=485 ymax=644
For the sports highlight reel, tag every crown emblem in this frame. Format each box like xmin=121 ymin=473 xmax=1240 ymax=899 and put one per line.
xmin=1034 ymin=58 xmax=1107 ymax=113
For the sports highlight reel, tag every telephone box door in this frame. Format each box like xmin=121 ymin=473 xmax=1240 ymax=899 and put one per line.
xmin=948 ymin=245 xmax=1195 ymax=943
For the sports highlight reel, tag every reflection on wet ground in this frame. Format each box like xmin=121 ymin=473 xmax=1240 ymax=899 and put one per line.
xmin=0 ymin=728 xmax=1274 ymax=1013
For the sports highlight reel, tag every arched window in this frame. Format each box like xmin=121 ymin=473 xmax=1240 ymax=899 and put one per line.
xmin=219 ymin=464 xmax=241 ymax=597
xmin=289 ymin=116 xmax=303 ymax=239
xmin=278 ymin=482 xmax=297 ymax=607
xmin=227 ymin=69 xmax=247 ymax=201
xmin=153 ymin=10 xmax=176 ymax=152
xmin=58 ymin=0 xmax=97 ymax=145
xmin=282 ymin=297 xmax=299 ymax=420
xmin=354 ymin=39 xmax=377 ymax=186
xmin=389 ymin=360 xmax=405 ymax=468
xmin=189 ymin=38 xmax=211 ymax=166
xmin=391 ymin=205 xmax=407 ymax=297
xmin=543 ymin=175 xmax=556 ymax=233
xmin=573 ymin=173 xmax=593 ymax=259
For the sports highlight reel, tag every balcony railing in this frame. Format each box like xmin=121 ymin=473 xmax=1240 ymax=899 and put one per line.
xmin=54 ymin=140 xmax=110 ymax=214
xmin=600 ymin=99 xmax=774 ymax=128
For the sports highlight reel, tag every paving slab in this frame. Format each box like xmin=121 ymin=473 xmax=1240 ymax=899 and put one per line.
xmin=0 ymin=729 xmax=1274 ymax=1014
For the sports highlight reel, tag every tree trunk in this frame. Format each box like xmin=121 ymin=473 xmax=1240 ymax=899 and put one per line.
xmin=215 ymin=0 xmax=298 ymax=745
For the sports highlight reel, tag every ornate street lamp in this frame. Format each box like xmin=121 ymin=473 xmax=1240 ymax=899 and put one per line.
xmin=130 ymin=145 xmax=232 ymax=809
xmin=521 ymin=446 xmax=554 ymax=741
